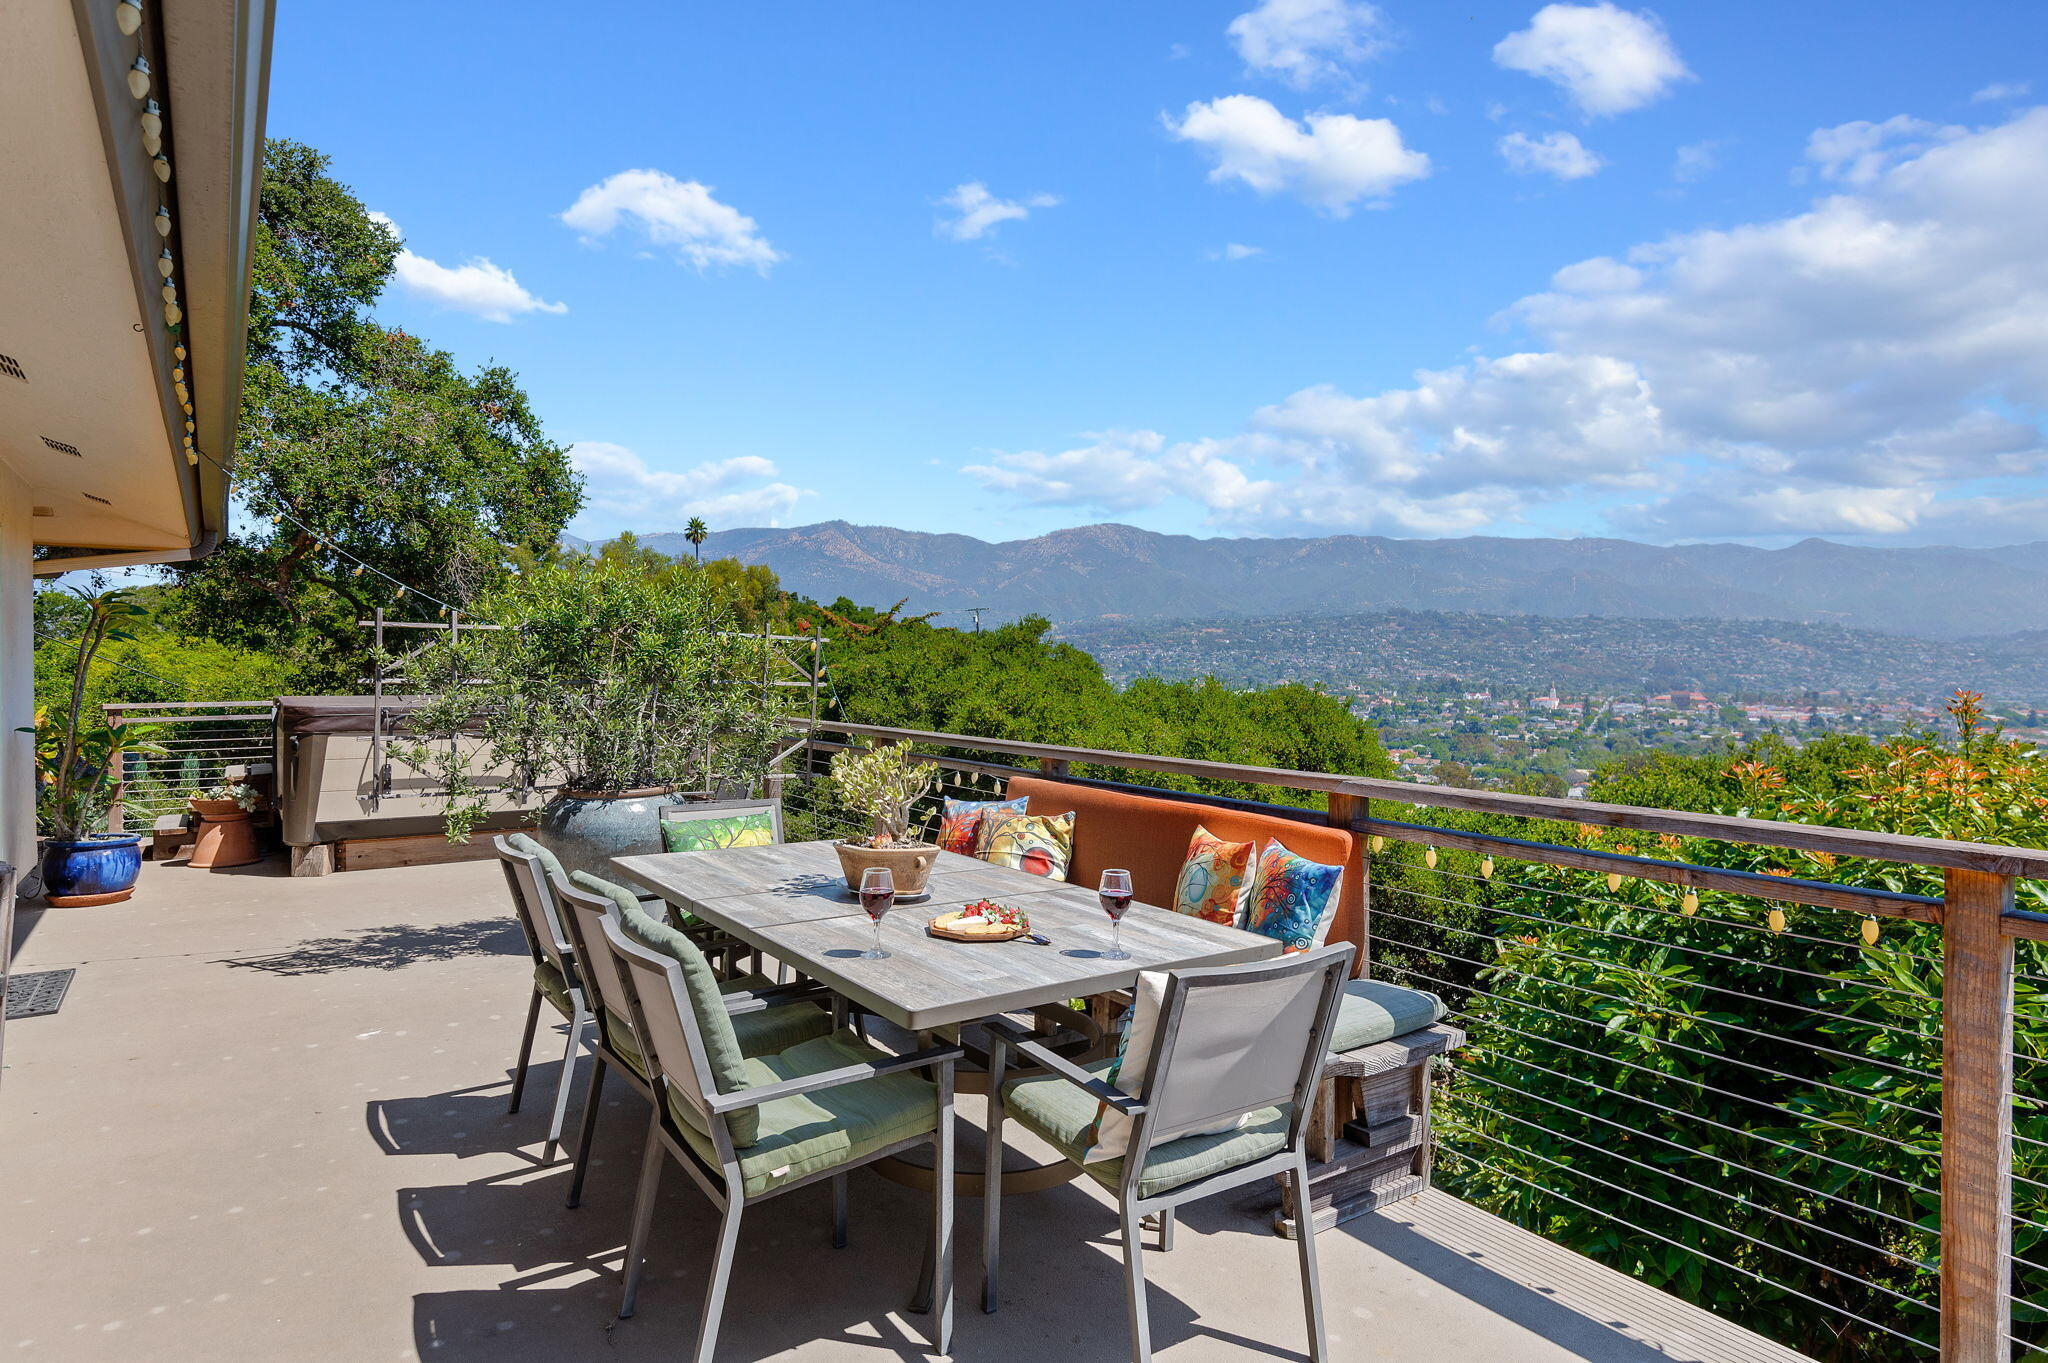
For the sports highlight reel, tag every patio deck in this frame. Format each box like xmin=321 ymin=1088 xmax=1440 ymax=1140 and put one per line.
xmin=1 ymin=857 xmax=1810 ymax=1362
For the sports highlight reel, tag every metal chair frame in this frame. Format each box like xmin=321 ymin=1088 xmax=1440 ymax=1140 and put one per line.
xmin=597 ymin=913 xmax=963 ymax=1360
xmin=494 ymin=834 xmax=592 ymax=1164
xmin=983 ymin=943 xmax=1355 ymax=1363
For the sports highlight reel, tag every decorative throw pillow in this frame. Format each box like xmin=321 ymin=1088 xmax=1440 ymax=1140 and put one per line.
xmin=1245 ymin=840 xmax=1345 ymax=954
xmin=936 ymin=796 xmax=1026 ymax=856
xmin=1171 ymin=826 xmax=1255 ymax=927
xmin=660 ymin=810 xmax=776 ymax=853
xmin=979 ymin=809 xmax=1075 ymax=879
xmin=1079 ymin=969 xmax=1244 ymax=1163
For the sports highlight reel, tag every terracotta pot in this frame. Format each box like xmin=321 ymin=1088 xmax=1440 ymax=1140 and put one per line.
xmin=189 ymin=800 xmax=261 ymax=870
xmin=834 ymin=840 xmax=939 ymax=896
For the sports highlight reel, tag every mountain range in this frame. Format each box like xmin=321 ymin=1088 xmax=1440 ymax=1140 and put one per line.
xmin=572 ymin=522 xmax=2048 ymax=639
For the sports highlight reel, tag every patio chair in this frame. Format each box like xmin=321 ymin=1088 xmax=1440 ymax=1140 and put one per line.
xmin=655 ymin=797 xmax=786 ymax=980
xmin=493 ymin=832 xmax=593 ymax=1163
xmin=550 ymin=872 xmax=834 ymax=1211
xmin=983 ymin=943 xmax=1355 ymax=1363
xmin=597 ymin=910 xmax=963 ymax=1359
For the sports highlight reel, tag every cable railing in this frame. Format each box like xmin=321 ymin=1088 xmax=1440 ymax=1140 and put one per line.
xmin=784 ymin=718 xmax=2048 ymax=1363
xmin=103 ymin=700 xmax=276 ymax=828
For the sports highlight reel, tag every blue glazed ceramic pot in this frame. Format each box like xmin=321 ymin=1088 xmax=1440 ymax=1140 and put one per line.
xmin=532 ymin=787 xmax=674 ymax=882
xmin=39 ymin=834 xmax=144 ymax=906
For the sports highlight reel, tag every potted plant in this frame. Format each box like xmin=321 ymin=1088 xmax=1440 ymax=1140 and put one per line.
xmin=827 ymin=742 xmax=939 ymax=897
xmin=186 ymin=782 xmax=263 ymax=870
xmin=395 ymin=558 xmax=786 ymax=878
xmin=22 ymin=587 xmax=161 ymax=906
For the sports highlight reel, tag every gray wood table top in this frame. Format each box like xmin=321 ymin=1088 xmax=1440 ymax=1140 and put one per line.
xmin=613 ymin=839 xmax=1283 ymax=1032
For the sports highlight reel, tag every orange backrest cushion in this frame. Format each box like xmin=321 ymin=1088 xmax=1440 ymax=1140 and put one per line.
xmin=1003 ymin=774 xmax=1364 ymax=972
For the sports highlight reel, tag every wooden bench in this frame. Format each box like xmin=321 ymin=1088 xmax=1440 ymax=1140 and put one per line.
xmin=1000 ymin=772 xmax=1462 ymax=1235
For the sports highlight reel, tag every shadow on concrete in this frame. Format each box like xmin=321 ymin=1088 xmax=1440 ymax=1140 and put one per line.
xmin=215 ymin=917 xmax=523 ymax=975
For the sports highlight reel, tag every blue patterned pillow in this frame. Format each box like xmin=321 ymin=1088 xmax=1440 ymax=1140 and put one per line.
xmin=1245 ymin=840 xmax=1344 ymax=954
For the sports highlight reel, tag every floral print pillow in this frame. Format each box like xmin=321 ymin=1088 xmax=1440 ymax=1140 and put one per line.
xmin=936 ymin=796 xmax=1027 ymax=856
xmin=1245 ymin=839 xmax=1344 ymax=953
xmin=1171 ymin=826 xmax=1255 ymax=927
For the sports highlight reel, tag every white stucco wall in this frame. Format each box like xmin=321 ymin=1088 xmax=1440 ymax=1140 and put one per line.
xmin=1 ymin=462 xmax=36 ymax=889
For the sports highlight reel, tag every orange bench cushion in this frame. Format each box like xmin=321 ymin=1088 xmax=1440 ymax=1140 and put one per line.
xmin=1003 ymin=775 xmax=1364 ymax=972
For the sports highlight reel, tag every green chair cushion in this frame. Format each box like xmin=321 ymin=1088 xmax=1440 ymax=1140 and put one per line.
xmin=506 ymin=831 xmax=566 ymax=883
xmin=534 ymin=960 xmax=574 ymax=1018
xmin=600 ymin=985 xmax=831 ymax=1081
xmin=666 ymin=1029 xmax=939 ymax=1197
xmin=1003 ymin=1059 xmax=1291 ymax=1200
xmin=570 ymin=870 xmax=760 ymax=1146
xmin=1329 ymin=980 xmax=1445 ymax=1055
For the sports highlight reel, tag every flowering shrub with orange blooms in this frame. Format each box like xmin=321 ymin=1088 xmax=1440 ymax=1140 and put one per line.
xmin=1401 ymin=690 xmax=2048 ymax=1359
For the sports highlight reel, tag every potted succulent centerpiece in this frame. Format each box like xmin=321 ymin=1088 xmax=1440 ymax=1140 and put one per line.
xmin=23 ymin=587 xmax=162 ymax=906
xmin=828 ymin=742 xmax=939 ymax=897
xmin=395 ymin=558 xmax=785 ymax=878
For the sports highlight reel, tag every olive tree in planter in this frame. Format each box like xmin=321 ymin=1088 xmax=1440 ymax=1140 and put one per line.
xmin=394 ymin=559 xmax=787 ymax=878
xmin=827 ymin=742 xmax=940 ymax=896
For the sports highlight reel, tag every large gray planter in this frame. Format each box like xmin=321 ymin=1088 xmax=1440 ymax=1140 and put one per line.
xmin=532 ymin=787 xmax=674 ymax=881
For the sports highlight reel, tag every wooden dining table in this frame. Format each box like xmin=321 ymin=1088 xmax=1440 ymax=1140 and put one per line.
xmin=611 ymin=838 xmax=1284 ymax=1192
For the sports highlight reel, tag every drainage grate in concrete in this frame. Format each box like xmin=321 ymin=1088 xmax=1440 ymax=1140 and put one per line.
xmin=4 ymin=968 xmax=76 ymax=1020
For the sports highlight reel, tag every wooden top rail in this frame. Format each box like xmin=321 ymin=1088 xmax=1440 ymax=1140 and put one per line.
xmin=803 ymin=719 xmax=2048 ymax=880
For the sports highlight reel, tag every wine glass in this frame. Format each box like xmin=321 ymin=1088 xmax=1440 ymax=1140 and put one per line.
xmin=858 ymin=866 xmax=895 ymax=960
xmin=1099 ymin=868 xmax=1134 ymax=961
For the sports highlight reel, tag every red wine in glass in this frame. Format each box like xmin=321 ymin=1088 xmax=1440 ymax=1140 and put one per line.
xmin=1099 ymin=869 xmax=1134 ymax=961
xmin=858 ymin=867 xmax=894 ymax=959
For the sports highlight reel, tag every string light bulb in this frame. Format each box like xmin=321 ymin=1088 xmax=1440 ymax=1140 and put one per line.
xmin=186 ymin=448 xmax=198 ymax=466
xmin=164 ymin=301 xmax=182 ymax=326
xmin=127 ymin=56 xmax=151 ymax=100
xmin=172 ymin=343 xmax=185 ymax=361
xmin=1606 ymin=871 xmax=1623 ymax=893
xmin=1368 ymin=835 xmax=1384 ymax=854
xmin=1680 ymin=889 xmax=1698 ymax=916
xmin=1423 ymin=846 xmax=1437 ymax=869
xmin=140 ymin=100 xmax=162 ymax=141
xmin=1767 ymin=908 xmax=1787 ymax=934
xmin=1479 ymin=856 xmax=1494 ymax=880
xmin=154 ymin=205 xmax=171 ymax=238
xmin=152 ymin=154 xmax=170 ymax=183
xmin=351 ymin=564 xmax=364 ymax=577
xmin=157 ymin=248 xmax=174 ymax=279
xmin=143 ymin=123 xmax=162 ymax=157
xmin=394 ymin=586 xmax=407 ymax=601
xmin=116 ymin=0 xmax=143 ymax=36
xmin=161 ymin=280 xmax=177 ymax=304
xmin=1861 ymin=917 xmax=1880 ymax=945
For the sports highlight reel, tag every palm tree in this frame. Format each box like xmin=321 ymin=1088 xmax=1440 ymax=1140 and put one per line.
xmin=684 ymin=517 xmax=709 ymax=561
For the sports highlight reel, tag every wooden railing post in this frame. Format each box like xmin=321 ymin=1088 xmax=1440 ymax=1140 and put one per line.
xmin=1941 ymin=867 xmax=2015 ymax=1362
xmin=1327 ymin=791 xmax=1369 ymax=973
xmin=1037 ymin=757 xmax=1070 ymax=779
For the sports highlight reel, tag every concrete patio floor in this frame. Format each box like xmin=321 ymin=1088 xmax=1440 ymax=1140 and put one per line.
xmin=2 ymin=856 xmax=1811 ymax=1362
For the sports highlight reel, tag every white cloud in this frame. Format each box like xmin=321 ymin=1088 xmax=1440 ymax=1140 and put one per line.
xmin=1493 ymin=3 xmax=1691 ymax=117
xmin=560 ymin=170 xmax=780 ymax=272
xmin=1499 ymin=130 xmax=1605 ymax=179
xmin=1167 ymin=94 xmax=1429 ymax=214
xmin=367 ymin=212 xmax=565 ymax=323
xmin=964 ymin=109 xmax=2048 ymax=544
xmin=1209 ymin=242 xmax=1266 ymax=261
xmin=1227 ymin=0 xmax=1388 ymax=89
xmin=935 ymin=182 xmax=1060 ymax=243
xmin=568 ymin=442 xmax=810 ymax=532
xmin=1672 ymin=139 xmax=1722 ymax=182
xmin=1804 ymin=114 xmax=1963 ymax=186
xmin=1972 ymin=81 xmax=2031 ymax=104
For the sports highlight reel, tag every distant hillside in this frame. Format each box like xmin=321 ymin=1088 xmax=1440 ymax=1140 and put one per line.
xmin=1058 ymin=610 xmax=2048 ymax=705
xmin=604 ymin=521 xmax=2048 ymax=640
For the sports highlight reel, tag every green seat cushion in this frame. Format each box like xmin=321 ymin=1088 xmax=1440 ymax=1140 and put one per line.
xmin=534 ymin=960 xmax=573 ymax=1017
xmin=1329 ymin=980 xmax=1445 ymax=1055
xmin=666 ymin=1029 xmax=939 ymax=1196
xmin=661 ymin=810 xmax=777 ymax=853
xmin=570 ymin=870 xmax=760 ymax=1145
xmin=1003 ymin=1060 xmax=1291 ymax=1200
xmin=600 ymin=985 xmax=831 ymax=1081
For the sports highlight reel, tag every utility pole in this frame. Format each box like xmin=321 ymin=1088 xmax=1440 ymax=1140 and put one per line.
xmin=963 ymin=607 xmax=989 ymax=633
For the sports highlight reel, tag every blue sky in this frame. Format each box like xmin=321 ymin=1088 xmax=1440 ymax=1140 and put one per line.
xmin=266 ymin=2 xmax=2048 ymax=547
